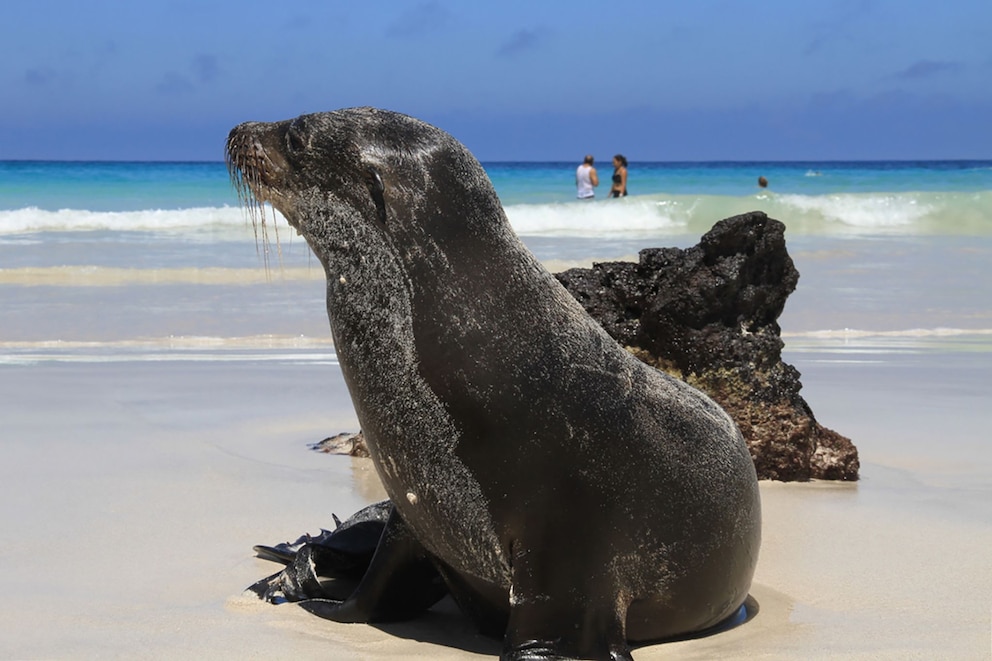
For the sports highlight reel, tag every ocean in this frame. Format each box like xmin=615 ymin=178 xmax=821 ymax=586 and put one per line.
xmin=1 ymin=159 xmax=991 ymax=362
xmin=3 ymin=160 xmax=992 ymax=658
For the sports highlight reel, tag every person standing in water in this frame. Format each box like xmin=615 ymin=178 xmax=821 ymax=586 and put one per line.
xmin=758 ymin=176 xmax=768 ymax=188
xmin=610 ymin=154 xmax=628 ymax=198
xmin=576 ymin=155 xmax=599 ymax=199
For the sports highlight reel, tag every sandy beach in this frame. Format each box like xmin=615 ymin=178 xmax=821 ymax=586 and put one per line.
xmin=3 ymin=160 xmax=991 ymax=659
xmin=3 ymin=0 xmax=989 ymax=654
xmin=1 ymin=335 xmax=990 ymax=660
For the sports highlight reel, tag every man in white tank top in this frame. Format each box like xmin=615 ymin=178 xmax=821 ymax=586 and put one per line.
xmin=575 ymin=155 xmax=599 ymax=199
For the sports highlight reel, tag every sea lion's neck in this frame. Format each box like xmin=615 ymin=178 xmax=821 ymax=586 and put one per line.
xmin=317 ymin=207 xmax=600 ymax=419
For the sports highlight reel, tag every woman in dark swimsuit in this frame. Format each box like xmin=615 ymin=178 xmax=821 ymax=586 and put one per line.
xmin=610 ymin=154 xmax=628 ymax=198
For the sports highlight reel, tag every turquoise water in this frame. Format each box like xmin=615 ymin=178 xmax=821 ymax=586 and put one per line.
xmin=2 ymin=159 xmax=991 ymax=240
xmin=3 ymin=160 xmax=991 ymax=208
xmin=1 ymin=159 xmax=991 ymax=357
xmin=486 ymin=160 xmax=992 ymax=200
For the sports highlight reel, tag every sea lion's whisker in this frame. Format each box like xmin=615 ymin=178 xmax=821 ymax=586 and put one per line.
xmin=225 ymin=136 xmax=283 ymax=271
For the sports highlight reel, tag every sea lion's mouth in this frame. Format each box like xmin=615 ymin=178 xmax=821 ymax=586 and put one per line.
xmin=225 ymin=125 xmax=282 ymax=210
xmin=224 ymin=122 xmax=312 ymax=266
xmin=225 ymin=123 xmax=300 ymax=259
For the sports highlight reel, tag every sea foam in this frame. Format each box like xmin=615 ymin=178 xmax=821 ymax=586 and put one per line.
xmin=1 ymin=190 xmax=989 ymax=239
xmin=509 ymin=190 xmax=992 ymax=237
xmin=0 ymin=205 xmax=250 ymax=236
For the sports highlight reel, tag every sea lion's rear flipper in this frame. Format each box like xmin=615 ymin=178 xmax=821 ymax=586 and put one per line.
xmin=248 ymin=501 xmax=392 ymax=602
xmin=247 ymin=501 xmax=446 ymax=622
xmin=298 ymin=507 xmax=447 ymax=622
xmin=252 ymin=500 xmax=393 ymax=568
xmin=247 ymin=544 xmax=342 ymax=603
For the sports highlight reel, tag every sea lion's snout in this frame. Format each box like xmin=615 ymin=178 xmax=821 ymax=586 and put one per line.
xmin=225 ymin=122 xmax=285 ymax=204
xmin=225 ymin=121 xmax=304 ymax=252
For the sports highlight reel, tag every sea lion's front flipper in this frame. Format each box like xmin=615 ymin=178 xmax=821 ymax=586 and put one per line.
xmin=501 ymin=540 xmax=633 ymax=661
xmin=298 ymin=507 xmax=447 ymax=622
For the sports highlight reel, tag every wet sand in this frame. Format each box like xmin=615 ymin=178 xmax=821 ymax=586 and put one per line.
xmin=1 ymin=341 xmax=990 ymax=660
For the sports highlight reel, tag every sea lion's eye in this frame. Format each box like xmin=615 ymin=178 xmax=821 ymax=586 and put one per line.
xmin=368 ymin=168 xmax=387 ymax=225
xmin=286 ymin=123 xmax=307 ymax=153
xmin=370 ymin=170 xmax=384 ymax=195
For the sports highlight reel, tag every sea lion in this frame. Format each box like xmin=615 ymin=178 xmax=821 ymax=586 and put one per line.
xmin=226 ymin=107 xmax=761 ymax=661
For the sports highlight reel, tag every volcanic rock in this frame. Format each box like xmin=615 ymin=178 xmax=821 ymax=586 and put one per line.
xmin=555 ymin=211 xmax=859 ymax=481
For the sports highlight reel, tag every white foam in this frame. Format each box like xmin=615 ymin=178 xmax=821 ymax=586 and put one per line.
xmin=781 ymin=328 xmax=992 ymax=355
xmin=783 ymin=327 xmax=992 ymax=339
xmin=0 ymin=335 xmax=338 ymax=365
xmin=0 ymin=205 xmax=291 ymax=237
xmin=506 ymin=198 xmax=687 ymax=237
xmin=776 ymin=193 xmax=932 ymax=230
xmin=2 ymin=190 xmax=988 ymax=240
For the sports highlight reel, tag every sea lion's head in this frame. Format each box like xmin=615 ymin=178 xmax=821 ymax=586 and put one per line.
xmin=225 ymin=107 xmax=506 ymax=268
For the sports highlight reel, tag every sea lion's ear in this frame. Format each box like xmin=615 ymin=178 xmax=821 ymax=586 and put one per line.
xmin=368 ymin=168 xmax=388 ymax=226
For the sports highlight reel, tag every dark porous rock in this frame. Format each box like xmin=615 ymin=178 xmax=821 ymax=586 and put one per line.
xmin=555 ymin=211 xmax=859 ymax=481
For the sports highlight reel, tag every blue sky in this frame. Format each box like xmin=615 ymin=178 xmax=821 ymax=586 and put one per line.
xmin=3 ymin=0 xmax=990 ymax=161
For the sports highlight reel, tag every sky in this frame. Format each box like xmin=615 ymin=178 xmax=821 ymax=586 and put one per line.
xmin=2 ymin=0 xmax=990 ymax=161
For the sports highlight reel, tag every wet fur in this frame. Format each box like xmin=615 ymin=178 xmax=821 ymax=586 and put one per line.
xmin=226 ymin=107 xmax=761 ymax=661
